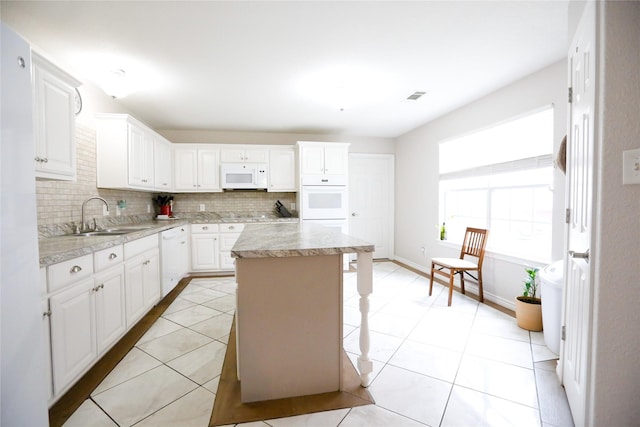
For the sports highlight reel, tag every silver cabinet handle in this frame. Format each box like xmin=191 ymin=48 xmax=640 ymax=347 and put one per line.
xmin=352 ymin=212 xmax=357 ymax=216
xmin=202 ymin=226 xmax=208 ymax=230
xmin=43 ymin=158 xmax=48 ymax=163
xmin=229 ymin=225 xmax=235 ymax=230
xmin=109 ymin=253 xmax=118 ymax=260
xmin=569 ymin=249 xmax=590 ymax=262
xmin=70 ymin=265 xmax=82 ymax=273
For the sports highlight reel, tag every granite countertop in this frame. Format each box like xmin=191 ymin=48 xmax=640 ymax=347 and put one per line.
xmin=39 ymin=214 xmax=299 ymax=267
xmin=231 ymin=222 xmax=374 ymax=259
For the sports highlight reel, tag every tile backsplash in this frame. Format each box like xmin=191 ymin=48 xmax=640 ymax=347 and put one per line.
xmin=36 ymin=122 xmax=296 ymax=231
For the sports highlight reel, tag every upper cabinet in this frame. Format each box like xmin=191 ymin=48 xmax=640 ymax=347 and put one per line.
xmin=174 ymin=145 xmax=220 ymax=192
xmin=220 ymin=146 xmax=269 ymax=163
xmin=95 ymin=114 xmax=172 ymax=192
xmin=297 ymin=141 xmax=349 ymax=182
xmin=269 ymin=146 xmax=297 ymax=192
xmin=32 ymin=52 xmax=81 ymax=181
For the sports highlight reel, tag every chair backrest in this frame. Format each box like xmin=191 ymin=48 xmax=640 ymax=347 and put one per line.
xmin=459 ymin=227 xmax=489 ymax=266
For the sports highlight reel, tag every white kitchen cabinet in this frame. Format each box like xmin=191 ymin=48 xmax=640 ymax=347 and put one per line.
xmin=269 ymin=147 xmax=297 ymax=192
xmin=174 ymin=146 xmax=220 ymax=191
xmin=124 ymin=235 xmax=160 ymax=327
xmin=219 ymin=223 xmax=244 ymax=270
xmin=49 ymin=277 xmax=96 ymax=395
xmin=127 ymin=122 xmax=155 ymax=189
xmin=191 ymin=224 xmax=220 ymax=270
xmin=32 ymin=51 xmax=81 ymax=181
xmin=93 ymin=265 xmax=126 ymax=354
xmin=154 ymin=137 xmax=173 ymax=191
xmin=298 ymin=141 xmax=349 ymax=178
xmin=221 ymin=146 xmax=269 ymax=163
xmin=96 ymin=113 xmax=171 ymax=191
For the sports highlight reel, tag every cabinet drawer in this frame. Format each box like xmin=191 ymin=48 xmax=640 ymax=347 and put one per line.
xmin=220 ymin=223 xmax=244 ymax=233
xmin=124 ymin=235 xmax=158 ymax=260
xmin=94 ymin=245 xmax=124 ymax=272
xmin=191 ymin=223 xmax=219 ymax=234
xmin=48 ymin=254 xmax=94 ymax=293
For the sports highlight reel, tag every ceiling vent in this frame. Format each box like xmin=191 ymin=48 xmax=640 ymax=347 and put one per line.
xmin=406 ymin=91 xmax=427 ymax=101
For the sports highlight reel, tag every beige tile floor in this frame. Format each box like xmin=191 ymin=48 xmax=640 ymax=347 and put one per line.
xmin=63 ymin=262 xmax=574 ymax=427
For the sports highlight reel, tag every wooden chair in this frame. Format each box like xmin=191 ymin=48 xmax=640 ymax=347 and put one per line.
xmin=429 ymin=227 xmax=489 ymax=306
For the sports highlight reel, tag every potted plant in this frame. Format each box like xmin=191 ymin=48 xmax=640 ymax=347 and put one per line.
xmin=515 ymin=267 xmax=543 ymax=331
xmin=154 ymin=194 xmax=173 ymax=216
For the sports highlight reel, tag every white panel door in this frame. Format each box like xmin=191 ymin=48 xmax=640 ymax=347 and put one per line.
xmin=143 ymin=249 xmax=161 ymax=308
xmin=198 ymin=149 xmax=220 ymax=191
xmin=174 ymin=148 xmax=198 ymax=190
xmin=562 ymin=3 xmax=596 ymax=426
xmin=49 ymin=278 xmax=96 ymax=394
xmin=124 ymin=257 xmax=146 ymax=326
xmin=348 ymin=154 xmax=394 ymax=259
xmin=94 ymin=265 xmax=126 ymax=354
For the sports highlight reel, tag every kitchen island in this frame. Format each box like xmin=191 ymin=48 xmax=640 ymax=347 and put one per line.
xmin=231 ymin=222 xmax=374 ymax=403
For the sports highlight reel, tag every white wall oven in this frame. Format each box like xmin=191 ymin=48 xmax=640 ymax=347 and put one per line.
xmin=300 ymin=186 xmax=348 ymax=220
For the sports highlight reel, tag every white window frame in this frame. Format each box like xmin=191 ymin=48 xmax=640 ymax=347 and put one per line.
xmin=438 ymin=107 xmax=554 ymax=263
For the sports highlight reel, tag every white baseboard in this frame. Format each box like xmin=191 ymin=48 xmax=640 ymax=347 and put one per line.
xmin=392 ymin=256 xmax=515 ymax=312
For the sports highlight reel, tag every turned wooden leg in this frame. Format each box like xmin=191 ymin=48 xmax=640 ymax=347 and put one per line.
xmin=448 ymin=271 xmax=455 ymax=306
xmin=356 ymin=251 xmax=373 ymax=387
xmin=478 ymin=270 xmax=484 ymax=302
xmin=460 ymin=270 xmax=465 ymax=295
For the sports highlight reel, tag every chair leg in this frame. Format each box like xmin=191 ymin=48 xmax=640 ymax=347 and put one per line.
xmin=429 ymin=262 xmax=435 ymax=296
xmin=448 ymin=272 xmax=455 ymax=306
xmin=459 ymin=270 xmax=465 ymax=295
xmin=477 ymin=270 xmax=484 ymax=302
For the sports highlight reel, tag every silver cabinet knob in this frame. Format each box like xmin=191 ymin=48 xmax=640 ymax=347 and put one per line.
xmin=70 ymin=265 xmax=82 ymax=273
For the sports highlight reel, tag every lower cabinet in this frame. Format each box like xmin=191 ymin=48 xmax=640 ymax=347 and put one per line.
xmin=191 ymin=224 xmax=219 ymax=271
xmin=125 ymin=248 xmax=160 ymax=327
xmin=94 ymin=265 xmax=126 ymax=353
xmin=44 ymin=235 xmax=160 ymax=404
xmin=49 ymin=277 xmax=97 ymax=396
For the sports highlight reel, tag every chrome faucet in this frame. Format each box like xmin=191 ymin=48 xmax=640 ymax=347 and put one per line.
xmin=81 ymin=196 xmax=109 ymax=232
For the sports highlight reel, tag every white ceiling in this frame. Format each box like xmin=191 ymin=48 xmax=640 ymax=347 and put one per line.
xmin=2 ymin=1 xmax=569 ymax=138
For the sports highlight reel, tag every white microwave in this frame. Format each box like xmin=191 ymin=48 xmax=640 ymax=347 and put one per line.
xmin=221 ymin=163 xmax=268 ymax=190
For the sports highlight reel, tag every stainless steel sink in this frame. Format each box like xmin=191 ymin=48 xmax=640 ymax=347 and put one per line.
xmin=56 ymin=226 xmax=152 ymax=237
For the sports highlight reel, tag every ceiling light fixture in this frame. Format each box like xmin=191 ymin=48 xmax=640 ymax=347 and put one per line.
xmin=101 ymin=68 xmax=131 ymax=99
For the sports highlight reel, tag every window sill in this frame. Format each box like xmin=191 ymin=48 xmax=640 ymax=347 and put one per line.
xmin=436 ymin=239 xmax=551 ymax=267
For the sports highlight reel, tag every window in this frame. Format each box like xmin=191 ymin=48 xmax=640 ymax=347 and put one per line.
xmin=439 ymin=107 xmax=554 ymax=261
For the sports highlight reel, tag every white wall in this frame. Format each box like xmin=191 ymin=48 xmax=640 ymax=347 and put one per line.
xmin=394 ymin=60 xmax=567 ymax=308
xmin=589 ymin=1 xmax=640 ymax=424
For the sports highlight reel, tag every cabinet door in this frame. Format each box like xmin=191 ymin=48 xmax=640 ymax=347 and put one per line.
xmin=128 ymin=124 xmax=154 ymax=188
xmin=49 ymin=278 xmax=96 ymax=394
xmin=33 ymin=64 xmax=76 ymax=180
xmin=178 ymin=227 xmax=190 ymax=277
xmin=244 ymin=148 xmax=269 ymax=163
xmin=154 ymin=139 xmax=173 ymax=191
xmin=143 ymin=249 xmax=161 ymax=309
xmin=219 ymin=232 xmax=241 ymax=270
xmin=323 ymin=146 xmax=348 ymax=175
xmin=191 ymin=234 xmax=219 ymax=270
xmin=300 ymin=145 xmax=325 ymax=175
xmin=174 ymin=149 xmax=198 ymax=190
xmin=198 ymin=149 xmax=220 ymax=191
xmin=94 ymin=265 xmax=126 ymax=354
xmin=269 ymin=148 xmax=296 ymax=192
xmin=124 ymin=257 xmax=146 ymax=326
xmin=220 ymin=147 xmax=245 ymax=163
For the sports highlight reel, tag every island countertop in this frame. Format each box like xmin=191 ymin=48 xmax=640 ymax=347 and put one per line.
xmin=231 ymin=222 xmax=374 ymax=259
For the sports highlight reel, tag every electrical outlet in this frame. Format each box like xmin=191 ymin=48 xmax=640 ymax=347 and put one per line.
xmin=116 ymin=206 xmax=121 ymax=216
xmin=147 ymin=204 xmax=151 ymax=213
xmin=291 ymin=202 xmax=296 ymax=211
xmin=199 ymin=204 xmax=205 ymax=211
xmin=622 ymin=148 xmax=640 ymax=184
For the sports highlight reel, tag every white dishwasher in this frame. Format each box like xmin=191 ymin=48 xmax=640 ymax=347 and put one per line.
xmin=160 ymin=226 xmax=189 ymax=297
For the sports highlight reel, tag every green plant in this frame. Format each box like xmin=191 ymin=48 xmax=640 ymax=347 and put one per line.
xmin=522 ymin=267 xmax=539 ymax=299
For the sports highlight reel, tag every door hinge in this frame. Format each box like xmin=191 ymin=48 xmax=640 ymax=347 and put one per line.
xmin=568 ymin=87 xmax=573 ymax=103
xmin=565 ymin=208 xmax=571 ymax=224
xmin=562 ymin=325 xmax=566 ymax=341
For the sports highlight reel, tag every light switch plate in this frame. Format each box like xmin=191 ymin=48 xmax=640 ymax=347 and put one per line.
xmin=622 ymin=148 xmax=640 ymax=185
